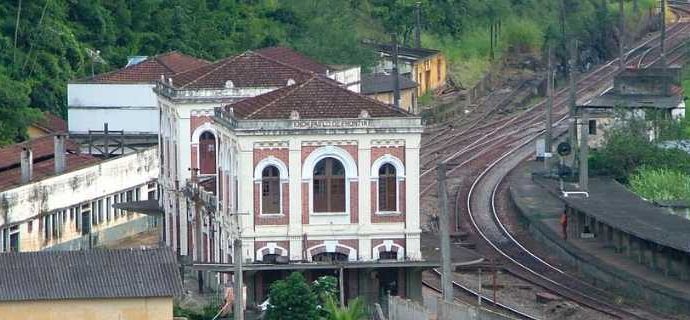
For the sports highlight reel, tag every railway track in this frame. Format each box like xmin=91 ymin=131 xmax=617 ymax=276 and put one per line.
xmin=422 ymin=3 xmax=690 ymax=319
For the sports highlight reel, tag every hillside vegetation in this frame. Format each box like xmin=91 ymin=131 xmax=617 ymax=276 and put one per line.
xmin=0 ymin=0 xmax=651 ymax=145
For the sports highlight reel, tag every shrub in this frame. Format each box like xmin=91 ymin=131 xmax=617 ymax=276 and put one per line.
xmin=629 ymin=167 xmax=690 ymax=202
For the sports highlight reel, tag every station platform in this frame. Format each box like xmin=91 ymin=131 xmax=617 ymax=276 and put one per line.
xmin=508 ymin=160 xmax=690 ymax=314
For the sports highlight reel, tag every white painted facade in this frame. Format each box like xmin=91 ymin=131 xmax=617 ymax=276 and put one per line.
xmin=0 ymin=147 xmax=159 ymax=252
xmin=156 ymin=82 xmax=424 ymax=266
xmin=67 ymin=83 xmax=159 ymax=134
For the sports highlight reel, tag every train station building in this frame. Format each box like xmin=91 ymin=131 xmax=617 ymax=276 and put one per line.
xmin=151 ymin=46 xmax=466 ymax=306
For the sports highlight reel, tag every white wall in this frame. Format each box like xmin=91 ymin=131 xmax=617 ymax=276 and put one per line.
xmin=329 ymin=67 xmax=361 ymax=93
xmin=67 ymin=83 xmax=158 ymax=134
xmin=0 ymin=147 xmax=159 ymax=225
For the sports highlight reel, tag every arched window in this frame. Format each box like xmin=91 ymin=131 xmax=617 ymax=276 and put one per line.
xmin=378 ymin=163 xmax=397 ymax=211
xmin=261 ymin=166 xmax=281 ymax=214
xmin=199 ymin=131 xmax=216 ymax=174
xmin=313 ymin=157 xmax=346 ymax=213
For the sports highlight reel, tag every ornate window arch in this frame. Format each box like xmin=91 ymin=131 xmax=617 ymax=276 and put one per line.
xmin=256 ymin=242 xmax=288 ymax=262
xmin=254 ymin=157 xmax=288 ymax=215
xmin=372 ymin=240 xmax=405 ymax=261
xmin=306 ymin=241 xmax=357 ymax=261
xmin=371 ymin=154 xmax=405 ymax=213
xmin=192 ymin=122 xmax=219 ymax=175
xmin=302 ymin=146 xmax=357 ymax=216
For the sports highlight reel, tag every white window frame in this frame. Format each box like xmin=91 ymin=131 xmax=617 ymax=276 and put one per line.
xmin=371 ymin=154 xmax=405 ymax=215
xmin=302 ymin=146 xmax=358 ymax=217
xmin=253 ymin=156 xmax=289 ymax=216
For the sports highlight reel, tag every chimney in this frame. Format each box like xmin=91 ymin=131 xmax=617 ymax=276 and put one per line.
xmin=54 ymin=134 xmax=66 ymax=174
xmin=20 ymin=146 xmax=33 ymax=183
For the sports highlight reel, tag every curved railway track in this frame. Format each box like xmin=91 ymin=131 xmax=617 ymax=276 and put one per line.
xmin=423 ymin=4 xmax=690 ymax=319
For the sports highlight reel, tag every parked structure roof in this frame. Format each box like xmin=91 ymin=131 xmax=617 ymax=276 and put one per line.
xmin=361 ymin=73 xmax=417 ymax=94
xmin=225 ymin=76 xmax=412 ymax=120
xmin=170 ymin=51 xmax=314 ymax=89
xmin=254 ymin=46 xmax=329 ymax=74
xmin=370 ymin=43 xmax=440 ymax=61
xmin=82 ymin=52 xmax=210 ymax=83
xmin=0 ymin=248 xmax=182 ymax=301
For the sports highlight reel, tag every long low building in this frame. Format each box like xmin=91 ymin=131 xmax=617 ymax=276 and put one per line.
xmin=0 ymin=135 xmax=159 ymax=252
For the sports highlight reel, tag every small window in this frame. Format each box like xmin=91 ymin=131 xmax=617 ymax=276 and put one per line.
xmin=91 ymin=202 xmax=98 ymax=226
xmin=9 ymin=226 xmax=19 ymax=252
xmin=262 ymin=254 xmax=280 ymax=264
xmin=588 ymin=120 xmax=597 ymax=135
xmin=126 ymin=190 xmax=133 ymax=202
xmin=378 ymin=164 xmax=397 ymax=212
xmin=135 ymin=188 xmax=141 ymax=201
xmin=27 ymin=221 xmax=33 ymax=233
xmin=313 ymin=158 xmax=346 ymax=213
xmin=261 ymin=166 xmax=281 ymax=214
xmin=98 ymin=199 xmax=104 ymax=223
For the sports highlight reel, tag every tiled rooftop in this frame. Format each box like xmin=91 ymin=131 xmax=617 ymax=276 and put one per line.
xmin=169 ymin=51 xmax=314 ymax=89
xmin=226 ymin=76 xmax=412 ymax=120
xmin=82 ymin=52 xmax=209 ymax=83
xmin=32 ymin=112 xmax=67 ymax=134
xmin=0 ymin=248 xmax=182 ymax=301
xmin=254 ymin=46 xmax=329 ymax=74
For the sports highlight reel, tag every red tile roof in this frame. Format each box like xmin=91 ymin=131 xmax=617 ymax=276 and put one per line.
xmin=170 ymin=51 xmax=314 ymax=89
xmin=226 ymin=76 xmax=412 ymax=120
xmin=32 ymin=112 xmax=67 ymax=134
xmin=84 ymin=52 xmax=210 ymax=83
xmin=254 ymin=47 xmax=329 ymax=74
xmin=0 ymin=135 xmax=80 ymax=170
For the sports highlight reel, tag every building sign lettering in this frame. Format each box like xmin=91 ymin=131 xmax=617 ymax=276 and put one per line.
xmin=292 ymin=119 xmax=371 ymax=128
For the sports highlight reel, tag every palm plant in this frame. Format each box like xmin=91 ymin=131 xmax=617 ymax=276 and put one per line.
xmin=323 ymin=296 xmax=367 ymax=320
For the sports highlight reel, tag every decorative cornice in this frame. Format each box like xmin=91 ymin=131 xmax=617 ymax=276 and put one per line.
xmin=302 ymin=140 xmax=357 ymax=147
xmin=254 ymin=141 xmax=289 ymax=148
xmin=371 ymin=139 xmax=405 ymax=147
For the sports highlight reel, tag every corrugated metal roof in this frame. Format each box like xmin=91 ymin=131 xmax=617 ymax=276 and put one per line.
xmin=0 ymin=248 xmax=182 ymax=301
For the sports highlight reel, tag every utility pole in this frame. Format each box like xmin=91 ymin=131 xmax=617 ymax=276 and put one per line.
xmin=545 ymin=45 xmax=554 ymax=156
xmin=660 ymin=0 xmax=667 ymax=67
xmin=579 ymin=108 xmax=589 ymax=191
xmin=437 ymin=162 xmax=453 ymax=303
xmin=414 ymin=2 xmax=422 ymax=48
xmin=233 ymin=237 xmax=244 ymax=320
xmin=568 ymin=39 xmax=579 ymax=172
xmin=392 ymin=34 xmax=401 ymax=109
xmin=619 ymin=0 xmax=626 ymax=71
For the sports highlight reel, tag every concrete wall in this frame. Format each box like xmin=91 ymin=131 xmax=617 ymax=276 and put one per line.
xmin=0 ymin=297 xmax=172 ymax=320
xmin=0 ymin=147 xmax=158 ymax=252
xmin=68 ymin=83 xmax=158 ymax=134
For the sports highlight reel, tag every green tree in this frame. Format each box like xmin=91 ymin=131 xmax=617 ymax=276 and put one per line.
xmin=265 ymin=272 xmax=318 ymax=320
xmin=0 ymin=70 xmax=40 ymax=145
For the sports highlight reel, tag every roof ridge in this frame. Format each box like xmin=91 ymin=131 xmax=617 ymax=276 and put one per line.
xmin=152 ymin=51 xmax=181 ymax=74
xmin=315 ymin=74 xmax=414 ymax=117
xmin=243 ymin=76 xmax=318 ymax=119
xmin=178 ymin=52 xmax=246 ymax=89
xmin=252 ymin=50 xmax=318 ymax=77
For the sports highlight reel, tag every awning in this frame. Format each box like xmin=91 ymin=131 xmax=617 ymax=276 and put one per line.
xmin=112 ymin=199 xmax=164 ymax=216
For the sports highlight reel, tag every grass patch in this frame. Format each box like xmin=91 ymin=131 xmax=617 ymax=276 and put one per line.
xmin=630 ymin=167 xmax=690 ymax=202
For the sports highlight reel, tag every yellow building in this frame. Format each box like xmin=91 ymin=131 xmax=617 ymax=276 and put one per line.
xmin=361 ymin=73 xmax=418 ymax=113
xmin=372 ymin=44 xmax=447 ymax=97
xmin=0 ymin=248 xmax=181 ymax=320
